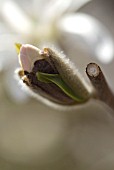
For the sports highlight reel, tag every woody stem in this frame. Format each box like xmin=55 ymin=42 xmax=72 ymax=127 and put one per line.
xmin=86 ymin=63 xmax=114 ymax=111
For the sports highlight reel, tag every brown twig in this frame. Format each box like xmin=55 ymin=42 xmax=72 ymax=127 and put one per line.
xmin=86 ymin=63 xmax=114 ymax=111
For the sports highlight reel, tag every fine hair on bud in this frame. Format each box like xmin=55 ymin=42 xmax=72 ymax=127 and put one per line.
xmin=46 ymin=47 xmax=92 ymax=101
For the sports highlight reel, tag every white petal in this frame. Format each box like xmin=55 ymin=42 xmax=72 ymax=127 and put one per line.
xmin=66 ymin=0 xmax=92 ymax=12
xmin=57 ymin=13 xmax=114 ymax=64
xmin=0 ymin=34 xmax=24 ymax=71
xmin=39 ymin=0 xmax=92 ymax=23
xmin=0 ymin=22 xmax=11 ymax=34
xmin=1 ymin=0 xmax=33 ymax=35
xmin=3 ymin=68 xmax=30 ymax=103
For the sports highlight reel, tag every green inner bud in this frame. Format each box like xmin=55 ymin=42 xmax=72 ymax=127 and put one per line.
xmin=37 ymin=72 xmax=86 ymax=103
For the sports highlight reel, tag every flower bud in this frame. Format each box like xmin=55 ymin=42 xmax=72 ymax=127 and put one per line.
xmin=15 ymin=44 xmax=91 ymax=106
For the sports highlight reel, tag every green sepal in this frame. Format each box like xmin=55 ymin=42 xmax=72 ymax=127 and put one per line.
xmin=36 ymin=72 xmax=84 ymax=102
xmin=15 ymin=43 xmax=22 ymax=54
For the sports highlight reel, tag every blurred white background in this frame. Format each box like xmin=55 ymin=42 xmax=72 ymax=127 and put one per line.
xmin=0 ymin=0 xmax=114 ymax=170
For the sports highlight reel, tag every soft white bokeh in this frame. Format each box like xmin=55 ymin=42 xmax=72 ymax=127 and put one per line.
xmin=0 ymin=0 xmax=114 ymax=170
xmin=57 ymin=13 xmax=114 ymax=64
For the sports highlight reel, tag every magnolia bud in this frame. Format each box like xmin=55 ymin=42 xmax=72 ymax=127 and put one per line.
xmin=15 ymin=44 xmax=92 ymax=107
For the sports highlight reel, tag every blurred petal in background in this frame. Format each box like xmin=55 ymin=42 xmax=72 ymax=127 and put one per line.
xmin=0 ymin=0 xmax=114 ymax=170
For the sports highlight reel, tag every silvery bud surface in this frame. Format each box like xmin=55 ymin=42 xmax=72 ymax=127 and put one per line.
xmin=15 ymin=44 xmax=92 ymax=108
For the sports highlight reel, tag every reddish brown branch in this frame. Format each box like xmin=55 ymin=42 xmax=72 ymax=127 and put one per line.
xmin=86 ymin=63 xmax=114 ymax=111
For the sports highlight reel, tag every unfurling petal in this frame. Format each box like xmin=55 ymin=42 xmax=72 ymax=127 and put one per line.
xmin=18 ymin=44 xmax=44 ymax=72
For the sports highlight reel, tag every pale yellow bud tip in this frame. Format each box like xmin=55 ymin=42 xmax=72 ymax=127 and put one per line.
xmin=15 ymin=43 xmax=22 ymax=54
